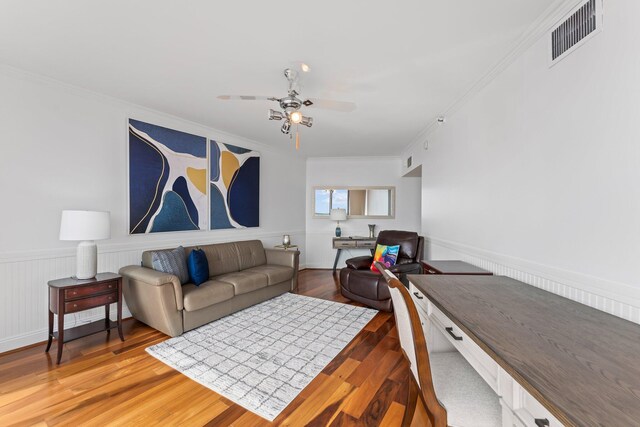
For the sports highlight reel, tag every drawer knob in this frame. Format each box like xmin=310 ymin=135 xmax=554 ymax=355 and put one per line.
xmin=108 ymin=285 xmax=113 ymax=289
xmin=71 ymin=291 xmax=77 ymax=295
xmin=446 ymin=327 xmax=463 ymax=341
xmin=413 ymin=292 xmax=424 ymax=300
xmin=534 ymin=419 xmax=549 ymax=427
xmin=73 ymin=304 xmax=78 ymax=308
xmin=428 ymin=270 xmax=436 ymax=274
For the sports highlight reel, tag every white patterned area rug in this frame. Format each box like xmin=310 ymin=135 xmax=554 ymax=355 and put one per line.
xmin=146 ymin=293 xmax=377 ymax=421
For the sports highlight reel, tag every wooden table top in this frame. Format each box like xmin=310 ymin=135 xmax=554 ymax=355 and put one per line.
xmin=408 ymin=274 xmax=640 ymax=427
xmin=422 ymin=260 xmax=492 ymax=275
xmin=48 ymin=272 xmax=121 ymax=288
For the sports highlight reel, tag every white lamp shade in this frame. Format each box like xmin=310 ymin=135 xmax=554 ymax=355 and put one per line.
xmin=330 ymin=208 xmax=347 ymax=221
xmin=59 ymin=210 xmax=111 ymax=241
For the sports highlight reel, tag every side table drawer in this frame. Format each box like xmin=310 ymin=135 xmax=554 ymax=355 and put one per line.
xmin=65 ymin=281 xmax=118 ymax=299
xmin=65 ymin=292 xmax=117 ymax=313
xmin=334 ymin=240 xmax=357 ymax=248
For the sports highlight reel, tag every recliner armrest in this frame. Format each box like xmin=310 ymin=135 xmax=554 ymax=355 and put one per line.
xmin=345 ymin=256 xmax=374 ymax=270
xmin=388 ymin=263 xmax=422 ymax=275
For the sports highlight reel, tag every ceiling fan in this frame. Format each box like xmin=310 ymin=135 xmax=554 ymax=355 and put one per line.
xmin=217 ymin=66 xmax=356 ymax=150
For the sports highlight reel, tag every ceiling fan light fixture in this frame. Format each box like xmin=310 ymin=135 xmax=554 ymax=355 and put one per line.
xmin=300 ymin=63 xmax=310 ymax=73
xmin=289 ymin=110 xmax=303 ymax=124
xmin=268 ymin=109 xmax=284 ymax=120
xmin=281 ymin=120 xmax=291 ymax=134
xmin=300 ymin=116 xmax=313 ymax=128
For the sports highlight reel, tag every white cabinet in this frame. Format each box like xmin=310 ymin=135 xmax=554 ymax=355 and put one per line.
xmin=409 ymin=283 xmax=564 ymax=427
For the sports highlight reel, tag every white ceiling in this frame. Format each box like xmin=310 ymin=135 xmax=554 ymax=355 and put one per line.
xmin=0 ymin=0 xmax=558 ymax=156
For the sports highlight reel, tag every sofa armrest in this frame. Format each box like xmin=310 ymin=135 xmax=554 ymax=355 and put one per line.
xmin=265 ymin=249 xmax=300 ymax=269
xmin=119 ymin=265 xmax=184 ymax=310
xmin=345 ymin=256 xmax=374 ymax=270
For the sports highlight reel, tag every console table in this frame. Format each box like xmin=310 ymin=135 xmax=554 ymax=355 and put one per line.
xmin=46 ymin=273 xmax=124 ymax=364
xmin=332 ymin=237 xmax=376 ymax=272
xmin=422 ymin=260 xmax=492 ymax=275
xmin=408 ymin=274 xmax=640 ymax=426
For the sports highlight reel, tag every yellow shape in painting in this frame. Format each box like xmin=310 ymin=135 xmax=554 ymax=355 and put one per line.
xmin=186 ymin=168 xmax=207 ymax=194
xmin=221 ymin=151 xmax=240 ymax=189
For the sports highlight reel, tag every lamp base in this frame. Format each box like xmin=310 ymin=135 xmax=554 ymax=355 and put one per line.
xmin=335 ymin=226 xmax=342 ymax=237
xmin=76 ymin=241 xmax=97 ymax=279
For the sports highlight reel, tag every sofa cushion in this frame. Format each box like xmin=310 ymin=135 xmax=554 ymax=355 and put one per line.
xmin=235 ymin=240 xmax=267 ymax=270
xmin=244 ymin=265 xmax=294 ymax=286
xmin=149 ymin=247 xmax=189 ymax=285
xmin=215 ymin=271 xmax=268 ymax=295
xmin=182 ymin=280 xmax=235 ymax=311
xmin=187 ymin=242 xmax=240 ymax=277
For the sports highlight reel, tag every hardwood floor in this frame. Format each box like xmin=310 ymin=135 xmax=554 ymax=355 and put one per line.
xmin=0 ymin=270 xmax=410 ymax=426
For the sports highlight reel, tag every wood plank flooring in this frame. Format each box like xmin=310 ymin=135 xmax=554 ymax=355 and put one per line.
xmin=0 ymin=270 xmax=410 ymax=426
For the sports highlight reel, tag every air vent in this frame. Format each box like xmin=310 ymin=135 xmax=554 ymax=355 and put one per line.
xmin=407 ymin=156 xmax=412 ymax=168
xmin=550 ymin=0 xmax=601 ymax=64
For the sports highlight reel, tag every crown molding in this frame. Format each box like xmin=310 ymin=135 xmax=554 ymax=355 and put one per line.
xmin=0 ymin=63 xmax=296 ymax=156
xmin=404 ymin=0 xmax=586 ymax=155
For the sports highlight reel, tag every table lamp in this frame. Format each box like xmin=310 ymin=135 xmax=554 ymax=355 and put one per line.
xmin=59 ymin=210 xmax=111 ymax=279
xmin=330 ymin=208 xmax=347 ymax=237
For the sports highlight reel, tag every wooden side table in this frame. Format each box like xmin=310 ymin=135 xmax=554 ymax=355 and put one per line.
xmin=46 ymin=272 xmax=124 ymax=364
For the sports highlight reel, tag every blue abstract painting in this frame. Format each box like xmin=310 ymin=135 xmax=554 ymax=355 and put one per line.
xmin=210 ymin=141 xmax=260 ymax=229
xmin=129 ymin=119 xmax=207 ymax=234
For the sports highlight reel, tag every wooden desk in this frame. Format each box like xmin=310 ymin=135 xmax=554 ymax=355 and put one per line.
xmin=408 ymin=274 xmax=640 ymax=427
xmin=332 ymin=237 xmax=376 ymax=272
xmin=422 ymin=260 xmax=492 ymax=275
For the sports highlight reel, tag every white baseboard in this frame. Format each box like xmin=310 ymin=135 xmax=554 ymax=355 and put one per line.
xmin=0 ymin=308 xmax=133 ymax=354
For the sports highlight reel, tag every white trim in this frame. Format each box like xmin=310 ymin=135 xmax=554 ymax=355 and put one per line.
xmin=405 ymin=0 xmax=587 ymax=153
xmin=0 ymin=308 xmax=133 ymax=355
xmin=0 ymin=229 xmax=306 ymax=263
xmin=427 ymin=236 xmax=640 ymax=316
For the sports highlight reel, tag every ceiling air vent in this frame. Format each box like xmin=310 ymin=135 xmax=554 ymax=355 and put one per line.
xmin=406 ymin=156 xmax=412 ymax=168
xmin=550 ymin=0 xmax=602 ymax=65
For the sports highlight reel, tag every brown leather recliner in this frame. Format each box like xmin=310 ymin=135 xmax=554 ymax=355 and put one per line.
xmin=340 ymin=230 xmax=424 ymax=311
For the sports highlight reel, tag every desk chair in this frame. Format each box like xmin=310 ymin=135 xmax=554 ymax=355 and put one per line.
xmin=376 ymin=262 xmax=501 ymax=427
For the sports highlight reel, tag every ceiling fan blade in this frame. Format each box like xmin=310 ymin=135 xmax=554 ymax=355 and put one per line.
xmin=217 ymin=95 xmax=278 ymax=101
xmin=304 ymin=98 xmax=356 ymax=112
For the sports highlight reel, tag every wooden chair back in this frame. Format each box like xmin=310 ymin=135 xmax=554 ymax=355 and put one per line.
xmin=376 ymin=262 xmax=448 ymax=427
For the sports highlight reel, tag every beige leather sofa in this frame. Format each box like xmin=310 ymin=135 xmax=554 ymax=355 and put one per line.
xmin=119 ymin=240 xmax=299 ymax=337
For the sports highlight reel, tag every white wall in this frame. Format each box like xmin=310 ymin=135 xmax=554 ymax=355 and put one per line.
xmin=0 ymin=66 xmax=307 ymax=352
xmin=402 ymin=1 xmax=640 ymax=323
xmin=305 ymin=157 xmax=421 ymax=268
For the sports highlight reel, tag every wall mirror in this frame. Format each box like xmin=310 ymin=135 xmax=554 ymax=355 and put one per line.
xmin=313 ymin=186 xmax=395 ymax=219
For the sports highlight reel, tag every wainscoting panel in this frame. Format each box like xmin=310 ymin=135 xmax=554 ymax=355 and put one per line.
xmin=427 ymin=237 xmax=640 ymax=325
xmin=0 ymin=230 xmax=305 ymax=353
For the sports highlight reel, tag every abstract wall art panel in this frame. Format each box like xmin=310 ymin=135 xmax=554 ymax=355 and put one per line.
xmin=129 ymin=119 xmax=207 ymax=234
xmin=210 ymin=141 xmax=260 ymax=229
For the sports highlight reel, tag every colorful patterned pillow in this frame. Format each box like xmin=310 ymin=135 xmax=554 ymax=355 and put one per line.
xmin=150 ymin=246 xmax=189 ymax=284
xmin=370 ymin=244 xmax=400 ymax=273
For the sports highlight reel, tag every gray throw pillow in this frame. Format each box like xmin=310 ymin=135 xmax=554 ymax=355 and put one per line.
xmin=150 ymin=246 xmax=189 ymax=284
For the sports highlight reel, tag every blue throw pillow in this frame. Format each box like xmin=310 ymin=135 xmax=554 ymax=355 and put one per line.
xmin=188 ymin=248 xmax=209 ymax=286
xmin=150 ymin=246 xmax=189 ymax=284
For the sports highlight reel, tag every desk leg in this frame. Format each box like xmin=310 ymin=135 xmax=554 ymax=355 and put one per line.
xmin=332 ymin=249 xmax=342 ymax=273
xmin=56 ymin=291 xmax=64 ymax=364
xmin=45 ymin=309 xmax=53 ymax=352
